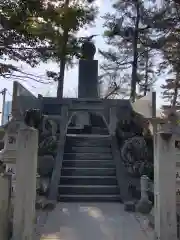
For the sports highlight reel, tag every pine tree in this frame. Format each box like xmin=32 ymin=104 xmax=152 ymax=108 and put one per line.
xmin=161 ymin=76 xmax=180 ymax=106
xmin=0 ymin=0 xmax=45 ymax=75
xmin=137 ymin=48 xmax=158 ymax=97
xmin=151 ymin=0 xmax=180 ymax=106
xmin=0 ymin=0 xmax=98 ymax=97
xmin=100 ymin=0 xmax=157 ymax=101
xmin=45 ymin=0 xmax=98 ymax=98
xmin=161 ymin=39 xmax=180 ymax=107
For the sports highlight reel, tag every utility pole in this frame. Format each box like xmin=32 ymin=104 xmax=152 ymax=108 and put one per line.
xmin=1 ymin=88 xmax=7 ymax=125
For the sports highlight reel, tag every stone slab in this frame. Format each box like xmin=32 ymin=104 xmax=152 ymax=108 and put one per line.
xmin=36 ymin=202 xmax=153 ymax=240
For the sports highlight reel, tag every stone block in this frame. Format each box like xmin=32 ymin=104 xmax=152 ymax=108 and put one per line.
xmin=124 ymin=201 xmax=136 ymax=212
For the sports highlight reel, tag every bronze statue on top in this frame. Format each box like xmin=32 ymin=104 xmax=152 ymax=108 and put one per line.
xmin=81 ymin=35 xmax=97 ymax=60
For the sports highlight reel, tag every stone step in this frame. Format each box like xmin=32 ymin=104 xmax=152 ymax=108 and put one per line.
xmin=64 ymin=146 xmax=111 ymax=153
xmin=58 ymin=194 xmax=122 ymax=202
xmin=62 ymin=160 xmax=115 ymax=168
xmin=63 ymin=153 xmax=113 ymax=160
xmin=91 ymin=127 xmax=109 ymax=135
xmin=67 ymin=127 xmax=109 ymax=134
xmin=59 ymin=185 xmax=119 ymax=195
xmin=60 ymin=176 xmax=117 ymax=185
xmin=67 ymin=128 xmax=91 ymax=135
xmin=66 ymin=136 xmax=111 ymax=147
xmin=66 ymin=134 xmax=110 ymax=139
xmin=61 ymin=167 xmax=116 ymax=176
xmin=67 ymin=141 xmax=111 ymax=147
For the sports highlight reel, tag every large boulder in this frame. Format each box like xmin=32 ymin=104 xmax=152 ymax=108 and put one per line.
xmin=37 ymin=155 xmax=54 ymax=177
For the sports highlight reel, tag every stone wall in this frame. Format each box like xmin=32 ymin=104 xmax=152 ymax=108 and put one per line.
xmin=12 ymin=81 xmax=41 ymax=118
xmin=41 ymin=97 xmax=132 ymax=125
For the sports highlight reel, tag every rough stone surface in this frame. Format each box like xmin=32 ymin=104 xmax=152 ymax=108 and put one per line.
xmin=136 ymin=199 xmax=153 ymax=214
xmin=37 ymin=155 xmax=54 ymax=177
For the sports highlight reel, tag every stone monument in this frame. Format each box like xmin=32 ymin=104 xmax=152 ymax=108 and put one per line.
xmin=78 ymin=40 xmax=98 ymax=98
xmin=76 ymin=40 xmax=99 ymax=128
xmin=8 ymin=41 xmax=133 ymax=203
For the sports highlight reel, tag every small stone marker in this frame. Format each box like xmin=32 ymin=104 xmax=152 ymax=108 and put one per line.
xmin=136 ymin=175 xmax=152 ymax=214
xmin=124 ymin=201 xmax=136 ymax=212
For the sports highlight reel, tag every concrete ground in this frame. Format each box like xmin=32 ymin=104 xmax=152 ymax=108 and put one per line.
xmin=35 ymin=202 xmax=154 ymax=240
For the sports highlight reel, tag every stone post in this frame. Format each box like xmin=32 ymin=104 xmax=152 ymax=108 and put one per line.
xmin=154 ymin=131 xmax=177 ymax=240
xmin=48 ymin=105 xmax=69 ymax=200
xmin=109 ymin=106 xmax=117 ymax=136
xmin=136 ymin=175 xmax=152 ymax=214
xmin=13 ymin=127 xmax=38 ymax=240
xmin=140 ymin=175 xmax=149 ymax=201
xmin=0 ymin=174 xmax=11 ymax=240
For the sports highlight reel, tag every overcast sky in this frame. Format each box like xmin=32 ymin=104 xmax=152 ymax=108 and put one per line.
xmin=0 ymin=0 xmax=165 ymax=110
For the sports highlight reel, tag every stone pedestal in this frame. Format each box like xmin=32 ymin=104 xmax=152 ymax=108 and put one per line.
xmin=75 ymin=111 xmax=90 ymax=128
xmin=136 ymin=175 xmax=152 ymax=214
xmin=109 ymin=106 xmax=117 ymax=135
xmin=78 ymin=60 xmax=98 ymax=99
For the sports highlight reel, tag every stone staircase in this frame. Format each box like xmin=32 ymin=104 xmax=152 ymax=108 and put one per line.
xmin=58 ymin=135 xmax=121 ymax=202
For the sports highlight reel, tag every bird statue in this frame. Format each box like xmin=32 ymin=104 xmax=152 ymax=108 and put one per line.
xmin=80 ymin=34 xmax=98 ymax=42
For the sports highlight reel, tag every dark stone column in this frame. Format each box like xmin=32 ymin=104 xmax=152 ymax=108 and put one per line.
xmin=78 ymin=59 xmax=98 ymax=99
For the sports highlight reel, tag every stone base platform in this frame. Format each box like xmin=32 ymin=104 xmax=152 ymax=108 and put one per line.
xmin=34 ymin=202 xmax=153 ymax=240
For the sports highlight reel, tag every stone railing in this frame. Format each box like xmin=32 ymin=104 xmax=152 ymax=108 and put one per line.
xmin=48 ymin=105 xmax=69 ymax=200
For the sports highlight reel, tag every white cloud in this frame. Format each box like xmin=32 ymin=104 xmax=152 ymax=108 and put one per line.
xmin=95 ymin=0 xmax=102 ymax=7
